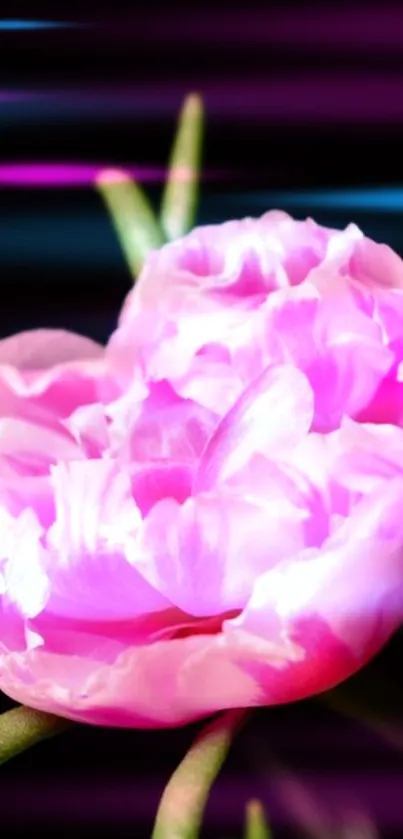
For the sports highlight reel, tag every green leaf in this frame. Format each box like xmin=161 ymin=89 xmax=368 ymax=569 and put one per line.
xmin=0 ymin=705 xmax=72 ymax=766
xmin=244 ymin=799 xmax=272 ymax=839
xmin=96 ymin=169 xmax=164 ymax=278
xmin=160 ymin=93 xmax=204 ymax=241
xmin=151 ymin=709 xmax=248 ymax=839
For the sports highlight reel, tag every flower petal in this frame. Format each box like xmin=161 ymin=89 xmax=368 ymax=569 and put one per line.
xmin=130 ymin=475 xmax=316 ymax=617
xmin=195 ymin=364 xmax=314 ymax=491
xmin=227 ymin=477 xmax=403 ymax=668
xmin=0 ymin=329 xmax=104 ymax=368
xmin=41 ymin=459 xmax=170 ymax=622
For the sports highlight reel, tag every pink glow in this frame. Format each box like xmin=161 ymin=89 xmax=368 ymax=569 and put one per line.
xmin=0 ymin=162 xmax=167 ymax=188
xmin=0 ymin=162 xmax=226 ymax=188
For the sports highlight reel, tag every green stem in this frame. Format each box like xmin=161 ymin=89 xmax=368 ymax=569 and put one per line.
xmin=245 ymin=799 xmax=272 ymax=839
xmin=0 ymin=705 xmax=72 ymax=766
xmin=160 ymin=93 xmax=204 ymax=241
xmin=151 ymin=709 xmax=248 ymax=839
xmin=96 ymin=169 xmax=164 ymax=278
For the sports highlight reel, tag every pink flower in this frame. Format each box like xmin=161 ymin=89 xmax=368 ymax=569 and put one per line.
xmin=1 ymin=211 xmax=403 ymax=727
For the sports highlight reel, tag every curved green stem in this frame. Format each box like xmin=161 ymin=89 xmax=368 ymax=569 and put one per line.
xmin=0 ymin=705 xmax=72 ymax=766
xmin=151 ymin=709 xmax=248 ymax=839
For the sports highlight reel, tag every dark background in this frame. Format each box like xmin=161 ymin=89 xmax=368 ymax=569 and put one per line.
xmin=3 ymin=0 xmax=403 ymax=343
xmin=1 ymin=3 xmax=403 ymax=837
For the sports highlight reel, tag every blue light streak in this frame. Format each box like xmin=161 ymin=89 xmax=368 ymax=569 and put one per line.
xmin=253 ymin=188 xmax=403 ymax=213
xmin=0 ymin=20 xmax=77 ymax=30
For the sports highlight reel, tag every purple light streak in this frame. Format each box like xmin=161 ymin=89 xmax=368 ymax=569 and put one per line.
xmin=3 ymin=76 xmax=403 ymax=124
xmin=1 ymin=774 xmax=403 ymax=829
xmin=96 ymin=6 xmax=403 ymax=53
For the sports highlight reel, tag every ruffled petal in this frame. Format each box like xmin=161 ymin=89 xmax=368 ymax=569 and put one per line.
xmin=195 ymin=363 xmax=314 ymax=491
xmin=130 ymin=474 xmax=318 ymax=617
xmin=227 ymin=477 xmax=403 ymax=671
xmin=43 ymin=459 xmax=169 ymax=621
xmin=0 ymin=329 xmax=104 ymax=368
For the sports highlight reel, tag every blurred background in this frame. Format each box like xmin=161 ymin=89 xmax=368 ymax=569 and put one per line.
xmin=1 ymin=1 xmax=403 ymax=837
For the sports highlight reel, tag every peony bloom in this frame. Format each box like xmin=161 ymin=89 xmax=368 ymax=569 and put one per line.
xmin=1 ymin=211 xmax=403 ymax=727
